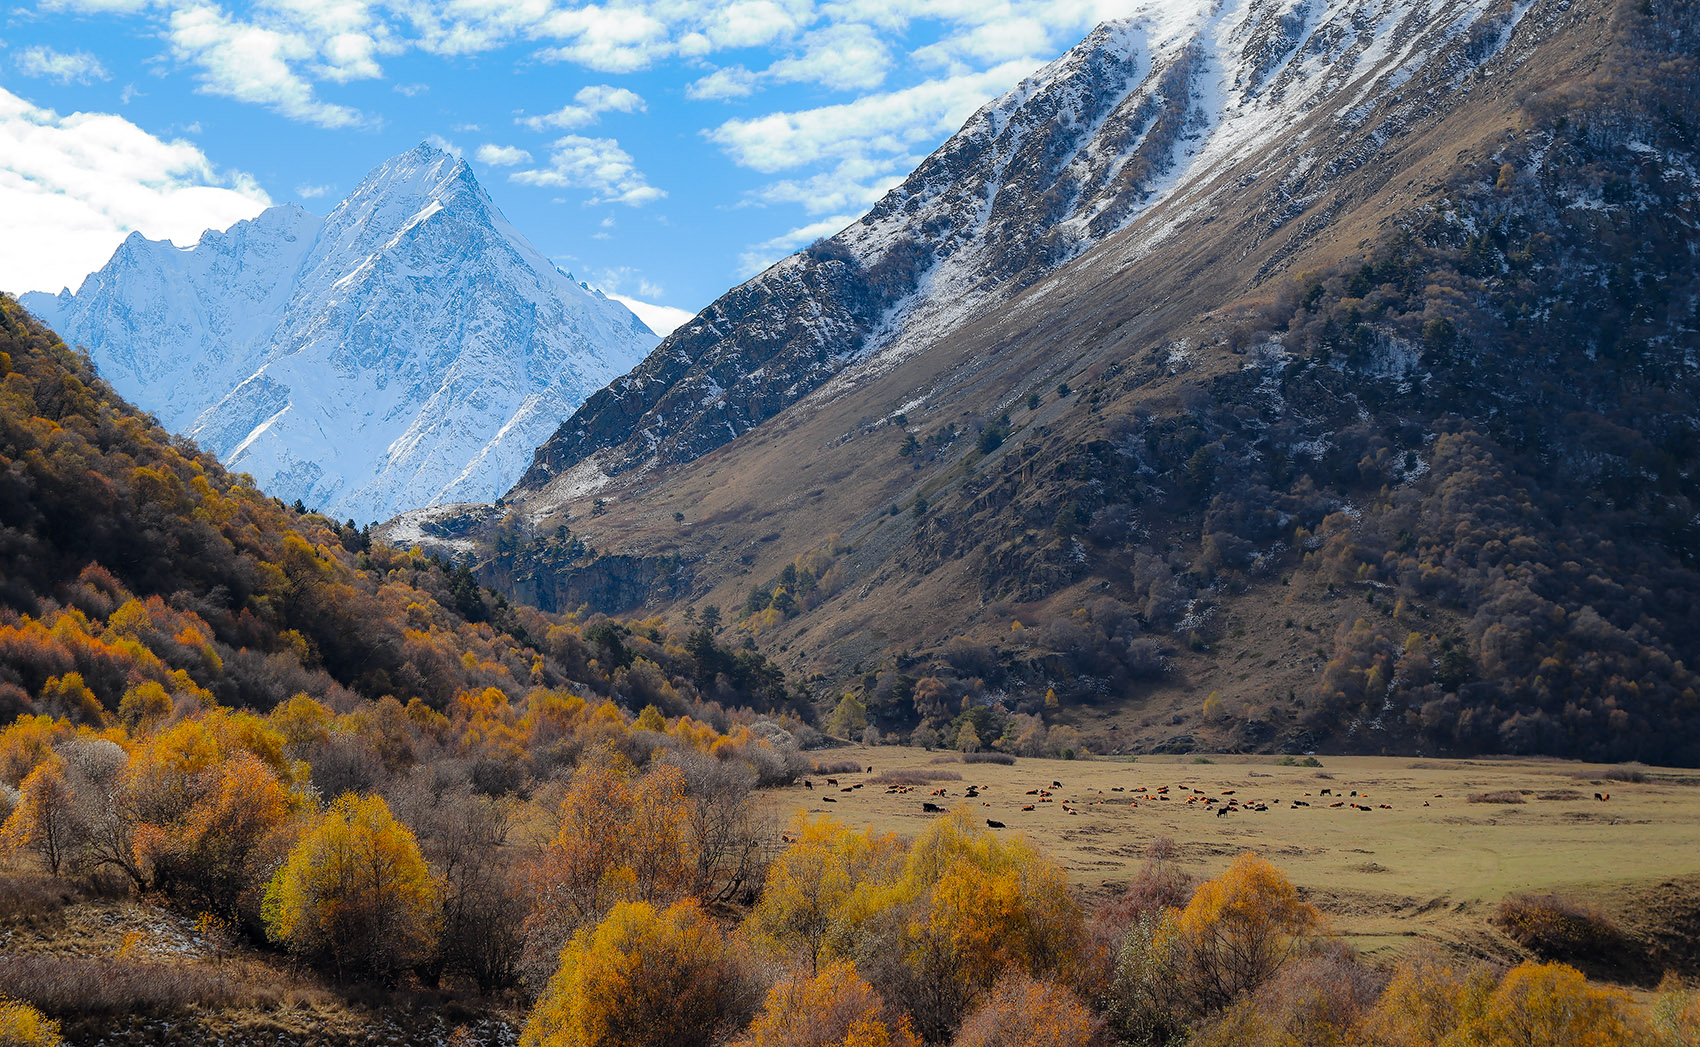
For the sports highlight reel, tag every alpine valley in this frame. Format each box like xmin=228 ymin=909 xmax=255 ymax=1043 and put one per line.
xmin=22 ymin=145 xmax=657 ymax=525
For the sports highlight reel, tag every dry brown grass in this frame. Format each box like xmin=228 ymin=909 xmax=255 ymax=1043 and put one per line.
xmin=0 ymin=953 xmax=299 ymax=1016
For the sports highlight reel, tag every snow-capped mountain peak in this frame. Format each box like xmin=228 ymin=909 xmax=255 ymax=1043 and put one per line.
xmin=22 ymin=143 xmax=656 ymax=524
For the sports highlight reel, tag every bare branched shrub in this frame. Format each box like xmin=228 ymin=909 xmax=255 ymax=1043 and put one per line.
xmin=963 ymin=752 xmax=1015 ymax=765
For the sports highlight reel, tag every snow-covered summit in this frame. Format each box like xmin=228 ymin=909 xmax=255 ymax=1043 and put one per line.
xmin=22 ymin=143 xmax=657 ymax=523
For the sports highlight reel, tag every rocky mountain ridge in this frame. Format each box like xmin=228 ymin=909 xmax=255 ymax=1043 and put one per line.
xmin=513 ymin=0 xmax=1549 ymax=502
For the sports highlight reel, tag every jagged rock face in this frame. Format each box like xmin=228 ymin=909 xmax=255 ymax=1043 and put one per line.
xmin=23 ymin=144 xmax=655 ymax=523
xmin=515 ymin=0 xmax=1530 ymax=497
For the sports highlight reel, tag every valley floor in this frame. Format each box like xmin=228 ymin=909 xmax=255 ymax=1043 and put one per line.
xmin=769 ymin=747 xmax=1700 ymax=978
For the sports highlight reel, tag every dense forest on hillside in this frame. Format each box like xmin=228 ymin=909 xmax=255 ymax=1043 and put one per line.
xmin=0 ymin=295 xmax=800 ymax=730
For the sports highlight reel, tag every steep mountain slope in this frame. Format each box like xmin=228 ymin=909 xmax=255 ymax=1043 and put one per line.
xmin=516 ymin=0 xmax=1549 ymax=493
xmin=22 ymin=145 xmax=655 ymax=524
xmin=413 ymin=0 xmax=1699 ymax=764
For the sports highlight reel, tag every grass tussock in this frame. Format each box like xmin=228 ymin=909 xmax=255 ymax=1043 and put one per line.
xmin=1468 ymin=790 xmax=1528 ymax=804
xmin=869 ymin=769 xmax=963 ymax=786
xmin=811 ymin=759 xmax=866 ymax=776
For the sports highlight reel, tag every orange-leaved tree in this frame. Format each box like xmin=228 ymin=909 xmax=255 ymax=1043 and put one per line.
xmin=135 ymin=749 xmax=302 ymax=924
xmin=521 ymin=899 xmax=755 ymax=1047
xmin=1163 ymin=852 xmax=1321 ymax=1011
xmin=524 ymin=753 xmax=694 ymax=972
xmin=737 ymin=959 xmax=920 ymax=1047
xmin=261 ymin=792 xmax=440 ymax=982
xmin=1 ymin=756 xmax=75 ymax=875
xmin=830 ymin=809 xmax=1087 ymax=1042
xmin=953 ymin=971 xmax=1103 ymax=1047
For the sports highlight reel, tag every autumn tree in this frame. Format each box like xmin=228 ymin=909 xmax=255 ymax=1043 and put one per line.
xmin=1164 ymin=852 xmax=1321 ymax=1011
xmin=1 ymin=757 xmax=74 ymax=875
xmin=262 ymin=793 xmax=441 ymax=982
xmin=521 ymin=900 xmax=756 ymax=1047
xmin=738 ymin=960 xmax=920 ymax=1047
xmin=525 ymin=755 xmax=694 ymax=973
xmin=1360 ymin=949 xmax=1495 ymax=1047
xmin=747 ymin=814 xmax=902 ymax=975
xmin=137 ymin=749 xmax=300 ymax=924
xmin=831 ymin=809 xmax=1087 ymax=1042
xmin=1477 ymin=962 xmax=1652 ymax=1047
xmin=953 ymin=972 xmax=1102 ymax=1047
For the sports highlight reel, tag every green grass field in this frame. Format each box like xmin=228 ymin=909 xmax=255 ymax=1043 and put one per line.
xmin=768 ymin=747 xmax=1700 ymax=970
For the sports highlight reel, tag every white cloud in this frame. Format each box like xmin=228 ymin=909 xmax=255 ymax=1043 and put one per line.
xmin=166 ymin=4 xmax=365 ymax=128
xmin=475 ymin=143 xmax=532 ymax=166
xmin=686 ymin=65 xmax=759 ymax=101
xmin=518 ymin=84 xmax=646 ymax=131
xmin=393 ymin=82 xmax=428 ymax=96
xmin=425 ymin=133 xmax=462 ymax=157
xmin=534 ymin=7 xmax=671 ymax=72
xmin=511 ymin=135 xmax=664 ymax=206
xmin=737 ymin=212 xmax=857 ymax=275
xmin=15 ymin=46 xmax=111 ymax=84
xmin=0 ymin=86 xmax=270 ymax=295
xmin=768 ymin=23 xmax=890 ymax=91
xmin=707 ymin=60 xmax=1033 ymax=173
xmin=294 ymin=182 xmax=333 ymax=198
xmin=609 ymin=294 xmax=696 ymax=337
xmin=754 ymin=160 xmax=900 ymax=215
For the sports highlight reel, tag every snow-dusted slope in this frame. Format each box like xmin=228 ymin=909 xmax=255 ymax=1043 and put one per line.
xmin=517 ymin=0 xmax=1540 ymax=495
xmin=23 ymin=144 xmax=655 ymax=523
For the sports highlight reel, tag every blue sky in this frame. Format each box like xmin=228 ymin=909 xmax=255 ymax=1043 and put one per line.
xmin=0 ymin=1 xmax=1133 ymax=333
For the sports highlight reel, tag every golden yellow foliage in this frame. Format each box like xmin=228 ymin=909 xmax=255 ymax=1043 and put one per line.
xmin=1477 ymin=962 xmax=1651 ymax=1047
xmin=0 ymin=998 xmax=62 ymax=1046
xmin=521 ymin=900 xmax=751 ymax=1047
xmin=1 ymin=757 xmax=74 ymax=875
xmin=262 ymin=793 xmax=440 ymax=981
xmin=739 ymin=960 xmax=919 ymax=1047
xmin=1165 ymin=852 xmax=1321 ymax=1009
xmin=528 ymin=756 xmax=694 ymax=939
xmin=747 ymin=814 xmax=903 ymax=974
xmin=1361 ymin=950 xmax=1494 ymax=1047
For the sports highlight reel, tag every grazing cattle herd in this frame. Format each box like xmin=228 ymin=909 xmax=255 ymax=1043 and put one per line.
xmin=782 ymin=765 xmax=1504 ymax=827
